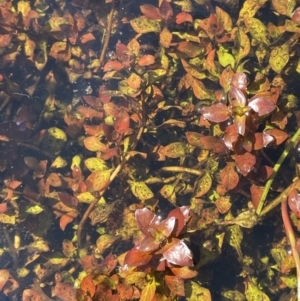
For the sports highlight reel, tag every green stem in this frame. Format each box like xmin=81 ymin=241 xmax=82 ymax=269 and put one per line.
xmin=281 ymin=195 xmax=300 ymax=301
xmin=256 ymin=128 xmax=300 ymax=216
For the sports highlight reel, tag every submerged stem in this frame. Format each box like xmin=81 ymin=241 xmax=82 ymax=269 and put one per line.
xmin=256 ymin=127 xmax=300 ymax=216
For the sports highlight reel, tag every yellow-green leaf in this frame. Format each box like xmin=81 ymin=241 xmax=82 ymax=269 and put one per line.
xmin=129 ymin=181 xmax=154 ymax=201
xmin=0 ymin=213 xmax=16 ymax=225
xmin=238 ymin=0 xmax=268 ymax=21
xmin=245 ymin=280 xmax=270 ymax=301
xmin=26 ymin=205 xmax=44 ymax=215
xmin=130 ymin=16 xmax=161 ymax=34
xmin=269 ymin=43 xmax=290 ymax=73
xmin=140 ymin=279 xmax=156 ymax=301
xmin=236 ymin=28 xmax=251 ymax=63
xmin=51 ymin=156 xmax=67 ymax=169
xmin=245 ymin=17 xmax=269 ymax=45
xmin=272 ymin=0 xmax=296 ymax=17
xmin=84 ymin=158 xmax=108 ymax=172
xmin=193 ymin=172 xmax=212 ymax=197
xmin=185 ymin=281 xmax=212 ymax=301
xmin=83 ymin=136 xmax=107 ymax=152
xmin=217 ymin=46 xmax=235 ymax=69
xmin=161 ymin=142 xmax=187 ymax=158
xmin=87 ymin=170 xmax=112 ymax=191
xmin=76 ymin=192 xmax=96 ymax=204
xmin=280 ymin=275 xmax=297 ymax=288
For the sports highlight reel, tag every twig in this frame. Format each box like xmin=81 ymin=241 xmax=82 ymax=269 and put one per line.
xmin=99 ymin=0 xmax=115 ymax=67
xmin=161 ymin=166 xmax=204 ymax=177
xmin=3 ymin=226 xmax=18 ymax=269
xmin=77 ymin=125 xmax=145 ymax=249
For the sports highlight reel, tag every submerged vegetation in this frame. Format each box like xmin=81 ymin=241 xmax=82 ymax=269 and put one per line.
xmin=1 ymin=0 xmax=300 ymax=300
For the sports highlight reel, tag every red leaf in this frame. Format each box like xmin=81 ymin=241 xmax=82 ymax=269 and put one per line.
xmin=125 ymin=248 xmax=152 ymax=267
xmin=248 ymin=97 xmax=276 ymax=116
xmin=254 ymin=133 xmax=264 ymax=150
xmin=235 ymin=152 xmax=256 ymax=176
xmin=140 ymin=4 xmax=162 ymax=20
xmin=57 ymin=192 xmax=78 ymax=208
xmin=224 ymin=124 xmax=239 ymax=150
xmin=229 ymin=86 xmax=246 ymax=107
xmin=288 ymin=188 xmax=300 ymax=218
xmin=200 ymin=103 xmax=230 ymax=123
xmin=292 ymin=7 xmax=300 ymax=23
xmin=155 ymin=216 xmax=176 ymax=238
xmin=264 ymin=128 xmax=289 ymax=145
xmin=138 ymin=235 xmax=161 ymax=252
xmin=163 ymin=240 xmax=193 ymax=267
xmin=234 ymin=114 xmax=246 ymax=136
xmin=230 ymin=72 xmax=247 ymax=92
xmin=220 ymin=162 xmax=239 ymax=191
xmin=262 ymin=132 xmax=275 ymax=147
xmin=135 ymin=208 xmax=157 ymax=235
xmin=159 ymin=0 xmax=173 ymax=21
xmin=168 ymin=206 xmax=190 ymax=237
xmin=250 ymin=184 xmax=264 ymax=209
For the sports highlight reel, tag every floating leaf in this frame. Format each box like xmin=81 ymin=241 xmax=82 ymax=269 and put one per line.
xmin=235 ymin=152 xmax=256 ymax=176
xmin=264 ymin=128 xmax=289 ymax=145
xmin=129 ymin=181 xmax=154 ymax=201
xmin=163 ymin=240 xmax=193 ymax=266
xmin=248 ymin=96 xmax=276 ymax=116
xmin=200 ymin=103 xmax=229 ymax=123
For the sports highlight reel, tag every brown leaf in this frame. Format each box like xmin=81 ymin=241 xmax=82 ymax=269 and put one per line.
xmin=138 ymin=54 xmax=155 ymax=66
xmin=235 ymin=152 xmax=256 ymax=176
xmin=175 ymin=12 xmax=193 ymax=24
xmin=220 ymin=162 xmax=239 ymax=191
xmin=103 ymin=60 xmax=125 ymax=72
xmin=54 ymin=282 xmax=76 ymax=301
xmin=165 ymin=275 xmax=185 ymax=296
xmin=140 ymin=4 xmax=162 ymax=20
